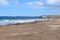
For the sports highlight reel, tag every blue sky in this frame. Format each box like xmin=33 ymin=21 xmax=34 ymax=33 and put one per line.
xmin=0 ymin=0 xmax=60 ymax=16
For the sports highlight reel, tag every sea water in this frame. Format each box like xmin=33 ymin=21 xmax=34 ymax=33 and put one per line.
xmin=0 ymin=16 xmax=41 ymax=26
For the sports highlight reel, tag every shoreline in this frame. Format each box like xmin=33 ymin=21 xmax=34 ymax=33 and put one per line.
xmin=0 ymin=19 xmax=60 ymax=40
xmin=0 ymin=19 xmax=49 ymax=26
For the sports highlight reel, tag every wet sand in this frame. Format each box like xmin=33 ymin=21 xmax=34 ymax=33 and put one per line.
xmin=0 ymin=19 xmax=60 ymax=40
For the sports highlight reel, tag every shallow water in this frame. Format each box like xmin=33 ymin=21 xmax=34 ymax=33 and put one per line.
xmin=0 ymin=16 xmax=41 ymax=25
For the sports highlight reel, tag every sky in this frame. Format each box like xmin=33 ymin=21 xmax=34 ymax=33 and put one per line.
xmin=0 ymin=0 xmax=60 ymax=16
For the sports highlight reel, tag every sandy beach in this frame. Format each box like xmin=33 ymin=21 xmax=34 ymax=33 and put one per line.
xmin=0 ymin=19 xmax=60 ymax=40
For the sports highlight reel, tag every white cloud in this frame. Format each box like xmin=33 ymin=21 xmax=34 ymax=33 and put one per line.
xmin=0 ymin=0 xmax=10 ymax=6
xmin=26 ymin=2 xmax=33 ymax=6
xmin=46 ymin=0 xmax=60 ymax=5
xmin=26 ymin=0 xmax=60 ymax=11
xmin=46 ymin=0 xmax=60 ymax=11
xmin=26 ymin=1 xmax=44 ymax=8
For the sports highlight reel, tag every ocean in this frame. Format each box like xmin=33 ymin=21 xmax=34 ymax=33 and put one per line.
xmin=0 ymin=16 xmax=41 ymax=26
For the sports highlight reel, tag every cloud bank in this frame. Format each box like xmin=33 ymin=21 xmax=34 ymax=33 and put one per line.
xmin=26 ymin=0 xmax=60 ymax=10
xmin=46 ymin=0 xmax=60 ymax=10
xmin=0 ymin=0 xmax=60 ymax=9
xmin=46 ymin=0 xmax=60 ymax=5
xmin=46 ymin=0 xmax=58 ymax=5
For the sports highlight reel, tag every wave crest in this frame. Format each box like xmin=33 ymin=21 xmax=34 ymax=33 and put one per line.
xmin=0 ymin=19 xmax=40 ymax=26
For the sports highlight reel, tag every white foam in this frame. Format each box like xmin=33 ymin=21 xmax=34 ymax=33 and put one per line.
xmin=0 ymin=19 xmax=41 ymax=26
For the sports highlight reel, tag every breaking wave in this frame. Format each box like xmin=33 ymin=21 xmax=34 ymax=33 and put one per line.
xmin=0 ymin=19 xmax=41 ymax=26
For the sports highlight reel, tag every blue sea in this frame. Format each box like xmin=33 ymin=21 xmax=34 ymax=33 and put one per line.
xmin=0 ymin=16 xmax=41 ymax=26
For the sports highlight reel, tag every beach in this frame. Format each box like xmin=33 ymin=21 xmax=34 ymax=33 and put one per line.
xmin=0 ymin=19 xmax=60 ymax=40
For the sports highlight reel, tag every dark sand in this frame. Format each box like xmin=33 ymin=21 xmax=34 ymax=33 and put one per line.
xmin=0 ymin=19 xmax=60 ymax=40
